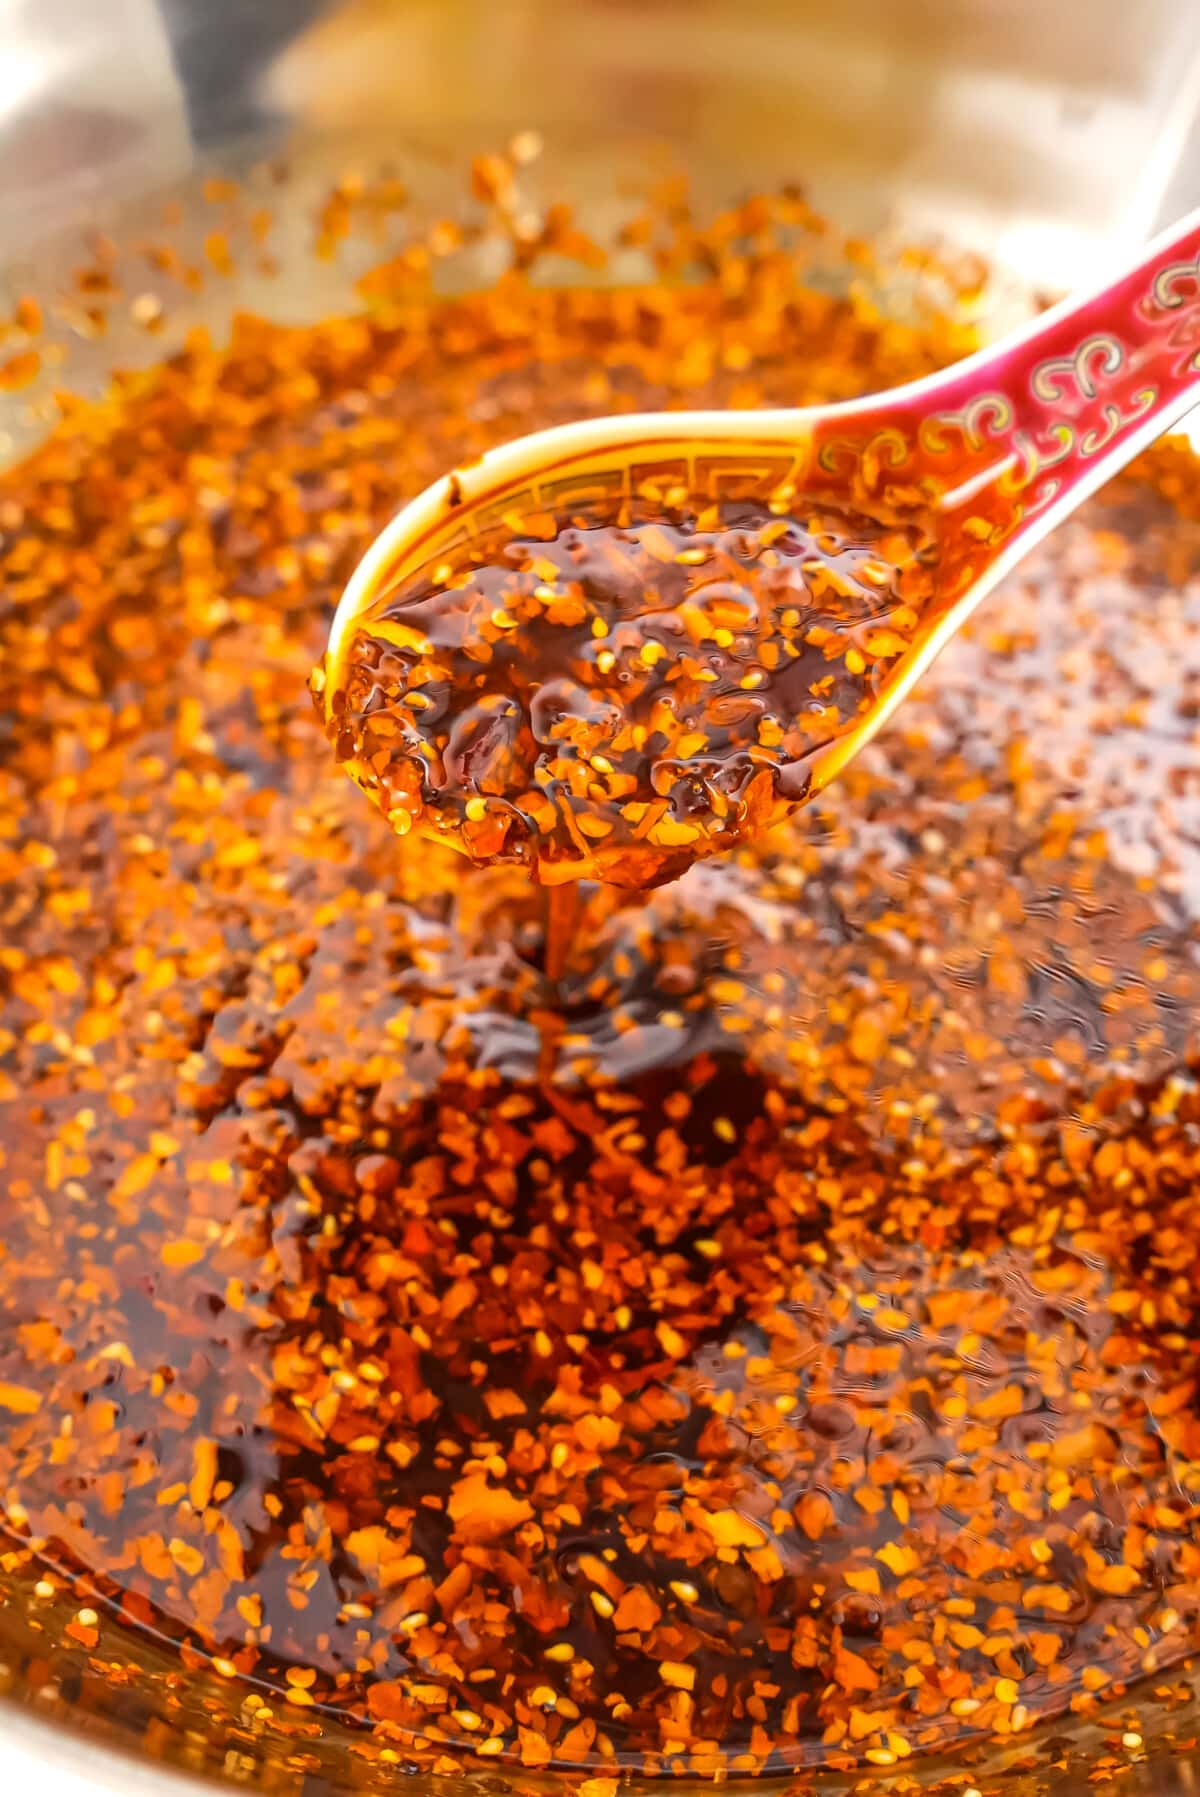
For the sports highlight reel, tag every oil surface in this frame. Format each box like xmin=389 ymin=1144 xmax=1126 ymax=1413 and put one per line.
xmin=0 ymin=185 xmax=1199 ymax=1789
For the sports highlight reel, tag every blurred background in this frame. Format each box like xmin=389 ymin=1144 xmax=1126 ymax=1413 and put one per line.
xmin=0 ymin=0 xmax=1198 ymax=289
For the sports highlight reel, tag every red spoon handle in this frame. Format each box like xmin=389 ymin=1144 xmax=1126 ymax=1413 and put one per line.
xmin=914 ymin=206 xmax=1200 ymax=519
xmin=811 ymin=207 xmax=1200 ymax=592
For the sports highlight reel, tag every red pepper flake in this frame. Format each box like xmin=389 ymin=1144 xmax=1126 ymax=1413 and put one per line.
xmin=0 ymin=349 xmax=39 ymax=390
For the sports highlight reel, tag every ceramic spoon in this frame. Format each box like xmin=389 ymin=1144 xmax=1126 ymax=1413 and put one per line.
xmin=324 ymin=206 xmax=1200 ymax=797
